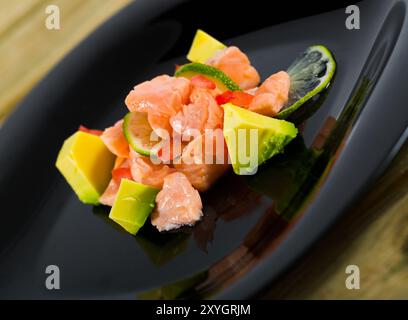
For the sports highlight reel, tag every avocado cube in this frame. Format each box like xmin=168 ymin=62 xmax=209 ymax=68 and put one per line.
xmin=56 ymin=131 xmax=115 ymax=204
xmin=109 ymin=179 xmax=159 ymax=235
xmin=223 ymin=103 xmax=298 ymax=175
xmin=187 ymin=29 xmax=226 ymax=64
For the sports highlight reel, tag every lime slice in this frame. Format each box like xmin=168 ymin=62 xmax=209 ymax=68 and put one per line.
xmin=123 ymin=112 xmax=159 ymax=156
xmin=175 ymin=62 xmax=242 ymax=92
xmin=277 ymin=45 xmax=336 ymax=119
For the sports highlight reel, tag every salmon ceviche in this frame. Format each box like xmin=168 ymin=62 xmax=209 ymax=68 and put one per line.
xmin=56 ymin=30 xmax=336 ymax=235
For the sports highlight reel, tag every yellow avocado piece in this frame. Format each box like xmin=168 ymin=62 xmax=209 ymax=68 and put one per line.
xmin=109 ymin=179 xmax=159 ymax=235
xmin=187 ymin=29 xmax=226 ymax=64
xmin=223 ymin=103 xmax=298 ymax=175
xmin=56 ymin=131 xmax=115 ymax=205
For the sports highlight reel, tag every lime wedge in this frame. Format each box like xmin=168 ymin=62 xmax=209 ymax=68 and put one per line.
xmin=123 ymin=112 xmax=159 ymax=156
xmin=175 ymin=62 xmax=242 ymax=92
xmin=277 ymin=45 xmax=336 ymax=119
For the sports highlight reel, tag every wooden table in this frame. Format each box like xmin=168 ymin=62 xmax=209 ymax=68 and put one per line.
xmin=1 ymin=0 xmax=407 ymax=299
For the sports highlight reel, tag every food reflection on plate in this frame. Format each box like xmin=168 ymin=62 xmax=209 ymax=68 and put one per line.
xmin=134 ymin=116 xmax=341 ymax=298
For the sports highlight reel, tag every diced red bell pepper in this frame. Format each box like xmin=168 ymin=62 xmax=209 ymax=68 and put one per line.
xmin=215 ymin=90 xmax=235 ymax=105
xmin=216 ymin=91 xmax=254 ymax=108
xmin=111 ymin=167 xmax=133 ymax=181
xmin=191 ymin=75 xmax=216 ymax=90
xmin=79 ymin=125 xmax=103 ymax=136
xmin=231 ymin=91 xmax=254 ymax=108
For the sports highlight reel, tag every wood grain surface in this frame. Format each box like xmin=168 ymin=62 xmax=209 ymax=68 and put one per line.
xmin=0 ymin=0 xmax=130 ymax=122
xmin=0 ymin=0 xmax=406 ymax=299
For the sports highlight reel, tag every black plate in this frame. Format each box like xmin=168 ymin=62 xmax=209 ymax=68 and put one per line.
xmin=0 ymin=0 xmax=407 ymax=299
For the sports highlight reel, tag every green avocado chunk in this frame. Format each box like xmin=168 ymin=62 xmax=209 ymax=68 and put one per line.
xmin=109 ymin=179 xmax=159 ymax=235
xmin=55 ymin=131 xmax=115 ymax=205
xmin=187 ymin=29 xmax=226 ymax=63
xmin=223 ymin=103 xmax=298 ymax=175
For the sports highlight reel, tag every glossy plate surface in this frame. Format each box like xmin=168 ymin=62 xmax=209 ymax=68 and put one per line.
xmin=0 ymin=0 xmax=407 ymax=299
